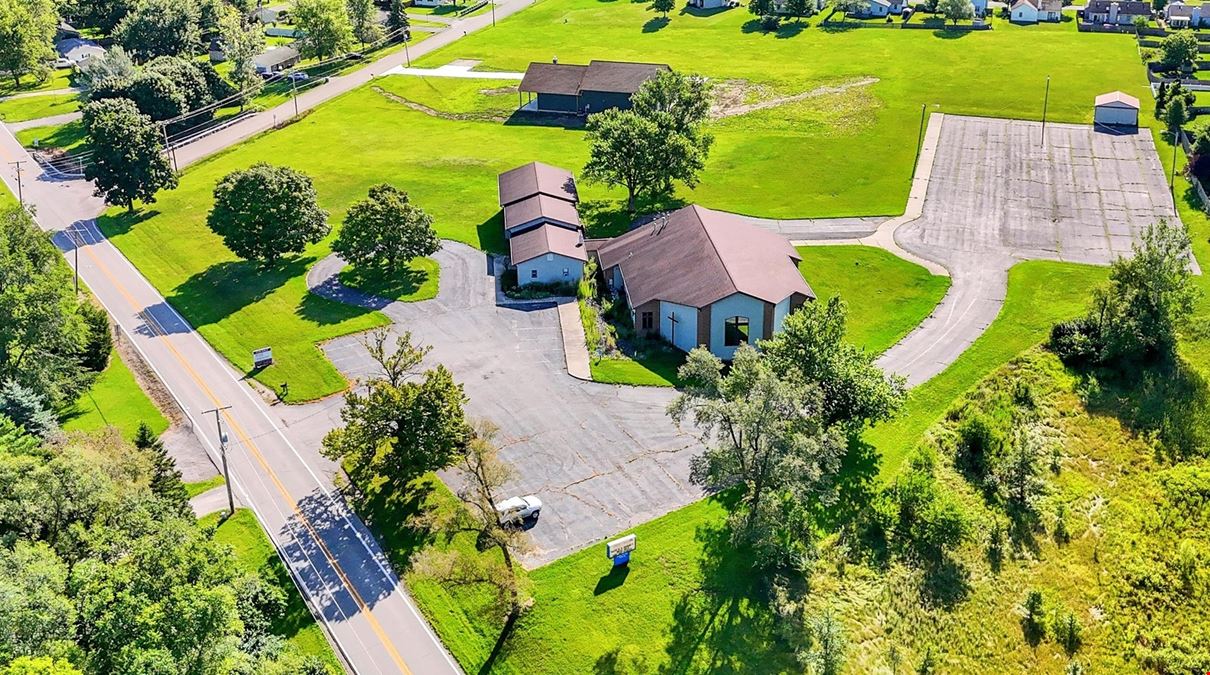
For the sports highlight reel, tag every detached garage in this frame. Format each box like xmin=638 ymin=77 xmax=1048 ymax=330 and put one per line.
xmin=1094 ymin=91 xmax=1140 ymax=129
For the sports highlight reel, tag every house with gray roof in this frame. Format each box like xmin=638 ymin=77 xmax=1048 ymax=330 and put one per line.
xmin=1083 ymin=0 xmax=1151 ymax=24
xmin=497 ymin=162 xmax=587 ymax=286
xmin=594 ymin=205 xmax=814 ymax=359
xmin=518 ymin=60 xmax=671 ymax=115
xmin=1164 ymin=1 xmax=1203 ymax=27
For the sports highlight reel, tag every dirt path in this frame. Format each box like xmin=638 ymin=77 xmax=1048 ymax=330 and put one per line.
xmin=711 ymin=76 xmax=879 ymax=119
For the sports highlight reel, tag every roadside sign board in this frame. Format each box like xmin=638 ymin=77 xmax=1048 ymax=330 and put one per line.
xmin=609 ymin=534 xmax=638 ymax=561
xmin=252 ymin=347 xmax=273 ymax=369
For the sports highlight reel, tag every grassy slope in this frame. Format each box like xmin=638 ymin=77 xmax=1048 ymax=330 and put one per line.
xmin=590 ymin=347 xmax=686 ymax=387
xmin=61 ymin=351 xmax=170 ymax=439
xmin=796 ymin=245 xmax=950 ymax=354
xmin=0 ymin=93 xmax=80 ymax=122
xmin=866 ymin=261 xmax=1108 ymax=479
xmin=202 ymin=508 xmax=342 ymax=670
xmin=184 ymin=474 xmax=226 ymax=498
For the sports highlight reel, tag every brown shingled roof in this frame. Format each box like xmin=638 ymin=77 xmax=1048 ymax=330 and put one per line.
xmin=579 ymin=60 xmax=670 ymax=95
xmin=596 ymin=205 xmax=813 ymax=309
xmin=517 ymin=60 xmax=670 ymax=98
xmin=510 ymin=223 xmax=588 ymax=264
xmin=497 ymin=161 xmax=578 ymax=207
xmin=503 ymin=193 xmax=582 ymax=231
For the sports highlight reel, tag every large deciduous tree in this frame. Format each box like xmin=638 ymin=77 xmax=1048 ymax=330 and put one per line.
xmin=0 ymin=206 xmax=99 ymax=408
xmin=334 ymin=183 xmax=440 ymax=274
xmin=322 ymin=329 xmax=471 ymax=485
xmin=77 ymin=46 xmax=137 ymax=96
xmin=414 ymin=420 xmax=533 ymax=627
xmin=114 ymin=0 xmax=202 ymax=62
xmin=0 ymin=0 xmax=57 ymax=87
xmin=583 ymin=71 xmax=713 ymax=213
xmin=1160 ymin=29 xmax=1199 ymax=70
xmin=293 ymin=0 xmax=354 ymax=60
xmin=82 ymin=97 xmax=178 ymax=210
xmin=668 ymin=344 xmax=848 ymax=570
xmin=650 ymin=0 xmax=674 ymax=17
xmin=347 ymin=0 xmax=383 ymax=46
xmin=938 ymin=0 xmax=972 ymax=23
xmin=761 ymin=296 xmax=906 ymax=432
xmin=206 ymin=162 xmax=330 ymax=262
xmin=218 ymin=5 xmax=265 ymax=106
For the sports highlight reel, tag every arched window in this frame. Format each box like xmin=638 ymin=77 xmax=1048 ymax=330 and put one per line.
xmin=724 ymin=316 xmax=749 ymax=347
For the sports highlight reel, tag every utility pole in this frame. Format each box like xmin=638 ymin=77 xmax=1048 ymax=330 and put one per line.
xmin=1040 ymin=76 xmax=1051 ymax=147
xmin=202 ymin=405 xmax=236 ymax=517
xmin=161 ymin=125 xmax=178 ymax=172
xmin=491 ymin=0 xmax=496 ymax=25
xmin=1171 ymin=134 xmax=1180 ymax=193
xmin=404 ymin=35 xmax=411 ymax=67
xmin=291 ymin=73 xmax=300 ymax=118
xmin=9 ymin=160 xmax=24 ymax=205
xmin=73 ymin=227 xmax=80 ymax=294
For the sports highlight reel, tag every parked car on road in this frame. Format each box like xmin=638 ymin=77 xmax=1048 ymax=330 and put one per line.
xmin=495 ymin=495 xmax=542 ymax=525
xmin=286 ymin=71 xmax=310 ymax=82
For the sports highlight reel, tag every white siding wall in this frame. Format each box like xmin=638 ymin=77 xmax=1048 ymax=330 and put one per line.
xmin=773 ymin=296 xmax=793 ymax=334
xmin=517 ymin=253 xmax=584 ymax=286
xmin=709 ymin=293 xmax=766 ymax=360
xmin=659 ymin=301 xmax=700 ymax=353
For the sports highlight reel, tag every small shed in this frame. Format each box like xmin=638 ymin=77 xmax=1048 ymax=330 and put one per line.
xmin=1093 ymin=91 xmax=1140 ymax=128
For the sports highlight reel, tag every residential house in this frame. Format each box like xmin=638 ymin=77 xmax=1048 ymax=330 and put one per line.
xmin=593 ymin=205 xmax=814 ymax=360
xmin=971 ymin=0 xmax=988 ymax=17
xmin=209 ymin=39 xmax=227 ymax=64
xmin=518 ymin=60 xmax=670 ymax=115
xmin=251 ymin=6 xmax=288 ymax=23
xmin=498 ymin=162 xmax=587 ymax=286
xmin=54 ymin=38 xmax=104 ymax=67
xmin=253 ymin=46 xmax=300 ymax=75
xmin=1083 ymin=0 xmax=1151 ymax=24
xmin=853 ymin=0 xmax=892 ymax=17
xmin=1093 ymin=91 xmax=1140 ymax=128
xmin=1010 ymin=0 xmax=1061 ymax=22
xmin=1165 ymin=1 xmax=1203 ymax=27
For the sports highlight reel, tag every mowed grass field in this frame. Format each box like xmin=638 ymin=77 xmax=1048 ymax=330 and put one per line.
xmin=61 ymin=351 xmax=169 ymax=439
xmin=100 ymin=9 xmax=1146 ymax=401
xmin=0 ymin=93 xmax=80 ymax=122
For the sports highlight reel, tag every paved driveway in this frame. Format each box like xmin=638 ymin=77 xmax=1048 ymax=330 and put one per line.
xmin=291 ymin=245 xmax=703 ymax=567
xmin=878 ymin=115 xmax=1178 ymax=385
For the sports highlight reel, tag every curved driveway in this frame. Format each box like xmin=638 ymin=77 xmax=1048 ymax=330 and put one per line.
xmin=296 ymin=245 xmax=704 ymax=567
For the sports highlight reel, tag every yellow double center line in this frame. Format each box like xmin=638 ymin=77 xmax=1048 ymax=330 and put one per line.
xmin=72 ymin=227 xmax=413 ymax=675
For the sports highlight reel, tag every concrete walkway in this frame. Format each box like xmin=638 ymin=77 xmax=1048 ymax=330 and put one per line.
xmin=381 ymin=63 xmax=524 ymax=79
xmin=6 ymin=111 xmax=83 ymax=132
xmin=557 ymin=300 xmax=591 ymax=380
xmin=190 ymin=484 xmax=241 ymax=517
xmin=0 ymin=87 xmax=81 ymax=101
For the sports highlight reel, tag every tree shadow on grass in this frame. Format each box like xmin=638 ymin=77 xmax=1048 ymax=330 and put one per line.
xmin=1074 ymin=356 xmax=1210 ymax=461
xmin=814 ymin=436 xmax=881 ymax=532
xmin=340 ymin=469 xmax=440 ymax=573
xmin=295 ymin=284 xmax=381 ymax=327
xmin=774 ymin=20 xmax=809 ymax=38
xmin=340 ymin=264 xmax=431 ymax=301
xmin=659 ymin=500 xmax=799 ymax=675
xmin=643 ymin=16 xmax=671 ymax=32
xmin=932 ymin=27 xmax=972 ymax=38
xmin=476 ymin=211 xmax=508 ymax=254
xmin=679 ymin=4 xmax=732 ymax=16
xmin=95 ymin=208 xmax=160 ymax=238
xmin=167 ymin=255 xmax=314 ymax=330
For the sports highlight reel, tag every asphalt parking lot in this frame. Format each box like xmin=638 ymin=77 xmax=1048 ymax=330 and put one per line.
xmin=879 ymin=115 xmax=1178 ymax=385
xmin=292 ymin=244 xmax=703 ymax=567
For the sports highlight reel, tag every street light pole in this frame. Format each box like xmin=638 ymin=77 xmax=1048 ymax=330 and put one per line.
xmin=1171 ymin=134 xmax=1180 ymax=193
xmin=404 ymin=35 xmax=411 ymax=67
xmin=1040 ymin=76 xmax=1051 ymax=147
xmin=203 ymin=405 xmax=236 ymax=517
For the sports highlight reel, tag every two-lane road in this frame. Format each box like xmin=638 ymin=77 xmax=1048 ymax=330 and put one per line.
xmin=0 ymin=2 xmax=544 ymax=669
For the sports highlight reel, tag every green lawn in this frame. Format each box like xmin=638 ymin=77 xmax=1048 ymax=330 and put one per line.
xmin=0 ymin=93 xmax=80 ymax=122
xmin=202 ymin=508 xmax=341 ymax=670
xmin=865 ymin=260 xmax=1109 ymax=479
xmin=0 ymin=68 xmax=75 ymax=96
xmin=589 ymin=344 xmax=686 ymax=387
xmin=14 ymin=120 xmax=87 ymax=151
xmin=97 ymin=10 xmax=1149 ymax=401
xmin=61 ymin=351 xmax=170 ymax=439
xmin=413 ymin=0 xmax=1149 ymax=218
xmin=796 ymin=245 xmax=950 ymax=354
xmin=184 ymin=475 xmax=226 ymax=498
xmin=338 ymin=257 xmax=440 ymax=302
